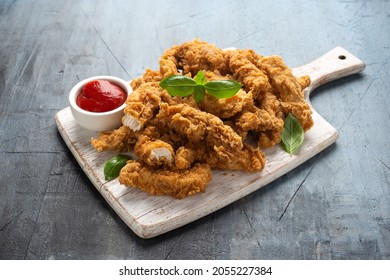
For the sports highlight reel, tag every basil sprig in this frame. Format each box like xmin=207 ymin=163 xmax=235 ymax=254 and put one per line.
xmin=160 ymin=70 xmax=241 ymax=102
xmin=281 ymin=113 xmax=304 ymax=155
xmin=103 ymin=155 xmax=130 ymax=180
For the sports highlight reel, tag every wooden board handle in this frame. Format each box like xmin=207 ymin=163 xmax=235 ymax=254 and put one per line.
xmin=292 ymin=47 xmax=365 ymax=94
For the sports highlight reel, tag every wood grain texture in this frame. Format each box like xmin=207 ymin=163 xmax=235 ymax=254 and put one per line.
xmin=1 ymin=0 xmax=389 ymax=260
xmin=54 ymin=47 xmax=364 ymax=238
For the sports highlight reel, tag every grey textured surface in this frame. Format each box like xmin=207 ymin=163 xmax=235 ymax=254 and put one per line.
xmin=0 ymin=0 xmax=389 ymax=259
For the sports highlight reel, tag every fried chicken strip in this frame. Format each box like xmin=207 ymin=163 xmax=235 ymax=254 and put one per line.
xmin=157 ymin=103 xmax=243 ymax=150
xmin=157 ymin=103 xmax=265 ymax=171
xmin=222 ymin=49 xmax=286 ymax=147
xmin=256 ymin=55 xmax=313 ymax=131
xmin=119 ymin=160 xmax=212 ymax=199
xmin=206 ymin=143 xmax=265 ymax=171
xmin=225 ymin=49 xmax=272 ymax=100
xmin=235 ymin=107 xmax=277 ymax=136
xmin=134 ymin=134 xmax=174 ymax=167
xmin=130 ymin=69 xmax=162 ymax=90
xmin=159 ymin=39 xmax=229 ymax=77
xmin=174 ymin=145 xmax=202 ymax=170
xmin=91 ymin=126 xmax=138 ymax=152
xmin=122 ymin=82 xmax=174 ymax=131
xmin=255 ymin=90 xmax=284 ymax=147
xmin=200 ymin=88 xmax=252 ymax=119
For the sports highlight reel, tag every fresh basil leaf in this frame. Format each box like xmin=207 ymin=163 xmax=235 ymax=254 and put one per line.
xmin=194 ymin=70 xmax=207 ymax=85
xmin=104 ymin=155 xmax=131 ymax=180
xmin=281 ymin=113 xmax=304 ymax=155
xmin=159 ymin=72 xmax=242 ymax=101
xmin=204 ymin=80 xmax=242 ymax=99
xmin=159 ymin=75 xmax=196 ymax=97
xmin=193 ymin=85 xmax=205 ymax=103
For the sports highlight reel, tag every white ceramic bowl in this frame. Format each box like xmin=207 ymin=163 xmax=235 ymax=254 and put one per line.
xmin=69 ymin=76 xmax=132 ymax=131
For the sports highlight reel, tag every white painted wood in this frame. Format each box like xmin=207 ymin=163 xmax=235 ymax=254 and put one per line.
xmin=55 ymin=47 xmax=365 ymax=239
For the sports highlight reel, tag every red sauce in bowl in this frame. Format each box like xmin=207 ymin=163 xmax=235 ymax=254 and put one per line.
xmin=76 ymin=80 xmax=127 ymax=113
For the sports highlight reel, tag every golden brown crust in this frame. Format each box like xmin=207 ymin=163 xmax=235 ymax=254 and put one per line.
xmin=119 ymin=161 xmax=212 ymax=199
xmin=256 ymin=55 xmax=313 ymax=131
xmin=226 ymin=49 xmax=273 ymax=100
xmin=130 ymin=69 xmax=162 ymax=90
xmin=90 ymin=126 xmax=138 ymax=152
xmin=134 ymin=134 xmax=174 ymax=167
xmin=123 ymin=82 xmax=171 ymax=131
xmin=156 ymin=103 xmax=265 ymax=171
xmin=174 ymin=146 xmax=200 ymax=170
xmin=157 ymin=103 xmax=244 ymax=151
xmin=200 ymin=89 xmax=252 ymax=119
xmin=159 ymin=39 xmax=229 ymax=77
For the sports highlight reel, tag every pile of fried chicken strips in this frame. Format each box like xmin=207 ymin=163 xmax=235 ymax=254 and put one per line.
xmin=91 ymin=39 xmax=313 ymax=198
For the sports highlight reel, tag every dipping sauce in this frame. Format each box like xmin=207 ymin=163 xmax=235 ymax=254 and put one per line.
xmin=76 ymin=80 xmax=127 ymax=113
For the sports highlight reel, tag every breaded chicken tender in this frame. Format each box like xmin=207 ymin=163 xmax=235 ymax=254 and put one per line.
xmin=256 ymin=55 xmax=313 ymax=131
xmin=130 ymin=69 xmax=162 ymax=90
xmin=119 ymin=161 xmax=212 ymax=199
xmin=159 ymin=39 xmax=229 ymax=77
xmin=157 ymin=103 xmax=243 ymax=150
xmin=122 ymin=82 xmax=172 ymax=131
xmin=174 ymin=145 xmax=201 ymax=170
xmin=225 ymin=49 xmax=273 ymax=100
xmin=134 ymin=134 xmax=174 ymax=167
xmin=200 ymin=88 xmax=252 ymax=119
xmin=205 ymin=143 xmax=265 ymax=171
xmin=91 ymin=39 xmax=313 ymax=198
xmin=157 ymin=103 xmax=266 ymax=171
xmin=91 ymin=126 xmax=138 ymax=152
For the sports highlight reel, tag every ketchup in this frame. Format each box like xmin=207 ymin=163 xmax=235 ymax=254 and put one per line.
xmin=76 ymin=80 xmax=127 ymax=113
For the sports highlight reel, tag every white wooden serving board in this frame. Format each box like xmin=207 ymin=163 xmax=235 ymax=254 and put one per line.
xmin=55 ymin=47 xmax=365 ymax=239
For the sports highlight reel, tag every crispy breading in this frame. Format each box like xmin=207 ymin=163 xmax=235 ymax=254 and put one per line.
xmin=174 ymin=146 xmax=201 ymax=170
xmin=157 ymin=103 xmax=243 ymax=150
xmin=159 ymin=39 xmax=229 ymax=77
xmin=91 ymin=126 xmax=137 ymax=152
xmin=207 ymin=144 xmax=265 ymax=171
xmin=256 ymin=55 xmax=313 ymax=131
xmin=224 ymin=49 xmax=286 ymax=147
xmin=297 ymin=75 xmax=311 ymax=89
xmin=122 ymin=82 xmax=172 ymax=131
xmin=157 ymin=103 xmax=265 ymax=171
xmin=119 ymin=161 xmax=212 ymax=199
xmin=130 ymin=69 xmax=162 ymax=90
xmin=134 ymin=133 xmax=174 ymax=167
xmin=197 ymin=71 xmax=251 ymax=119
xmin=256 ymin=91 xmax=284 ymax=147
xmin=235 ymin=108 xmax=276 ymax=135
xmin=200 ymin=88 xmax=252 ymax=119
xmin=225 ymin=49 xmax=273 ymax=100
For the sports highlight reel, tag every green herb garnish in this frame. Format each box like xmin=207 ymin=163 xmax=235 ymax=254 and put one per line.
xmin=160 ymin=70 xmax=241 ymax=103
xmin=103 ymin=155 xmax=131 ymax=180
xmin=281 ymin=113 xmax=304 ymax=155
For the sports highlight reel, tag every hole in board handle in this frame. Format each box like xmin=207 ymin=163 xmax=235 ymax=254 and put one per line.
xmin=338 ymin=55 xmax=346 ymax=60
